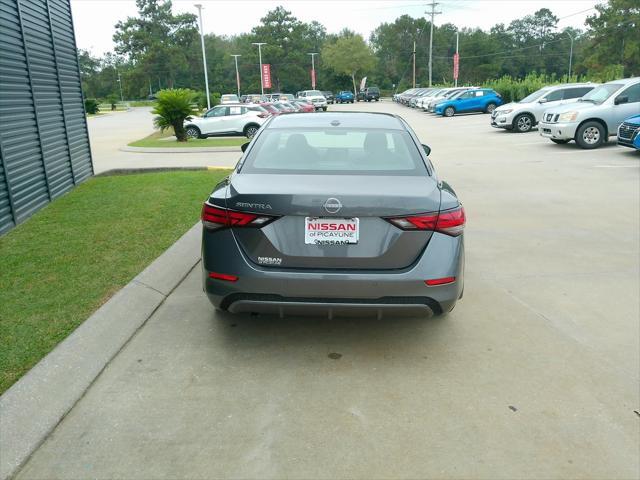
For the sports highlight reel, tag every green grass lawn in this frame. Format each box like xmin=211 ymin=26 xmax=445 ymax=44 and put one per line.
xmin=129 ymin=129 xmax=247 ymax=148
xmin=0 ymin=170 xmax=230 ymax=394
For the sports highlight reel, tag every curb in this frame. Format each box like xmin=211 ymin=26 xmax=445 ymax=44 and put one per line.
xmin=0 ymin=223 xmax=203 ymax=480
xmin=94 ymin=166 xmax=232 ymax=177
xmin=120 ymin=145 xmax=242 ymax=153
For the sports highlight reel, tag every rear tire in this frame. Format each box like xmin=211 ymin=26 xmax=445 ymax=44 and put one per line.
xmin=513 ymin=113 xmax=534 ymax=133
xmin=444 ymin=106 xmax=455 ymax=117
xmin=550 ymin=138 xmax=570 ymax=144
xmin=322 ymin=107 xmax=327 ymax=111
xmin=185 ymin=125 xmax=201 ymax=139
xmin=485 ymin=103 xmax=497 ymax=114
xmin=575 ymin=121 xmax=606 ymax=149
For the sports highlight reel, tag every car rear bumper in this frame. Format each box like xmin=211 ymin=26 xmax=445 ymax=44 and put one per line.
xmin=539 ymin=121 xmax=577 ymax=140
xmin=202 ymin=229 xmax=464 ymax=317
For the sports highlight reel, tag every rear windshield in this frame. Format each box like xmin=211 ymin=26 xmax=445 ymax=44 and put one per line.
xmin=241 ymin=128 xmax=428 ymax=176
xmin=368 ymin=87 xmax=380 ymax=93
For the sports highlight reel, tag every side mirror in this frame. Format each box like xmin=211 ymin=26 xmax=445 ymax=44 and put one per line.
xmin=614 ymin=95 xmax=628 ymax=105
xmin=538 ymin=98 xmax=548 ymax=104
xmin=422 ymin=144 xmax=431 ymax=156
xmin=241 ymin=142 xmax=250 ymax=153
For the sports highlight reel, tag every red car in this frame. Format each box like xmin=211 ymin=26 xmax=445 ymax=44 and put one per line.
xmin=259 ymin=102 xmax=281 ymax=116
xmin=292 ymin=100 xmax=315 ymax=113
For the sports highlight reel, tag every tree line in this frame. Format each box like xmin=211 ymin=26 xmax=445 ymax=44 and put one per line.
xmin=78 ymin=0 xmax=639 ymax=101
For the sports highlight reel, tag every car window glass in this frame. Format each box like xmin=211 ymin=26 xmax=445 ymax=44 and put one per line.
xmin=619 ymin=83 xmax=640 ymax=103
xmin=242 ymin=129 xmax=428 ymax=176
xmin=564 ymin=87 xmax=592 ymax=99
xmin=545 ymin=90 xmax=564 ymax=101
xmin=207 ymin=107 xmax=227 ymax=117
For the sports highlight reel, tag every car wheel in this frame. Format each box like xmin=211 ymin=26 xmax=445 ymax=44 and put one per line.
xmin=185 ymin=125 xmax=201 ymax=139
xmin=550 ymin=139 xmax=570 ymax=144
xmin=485 ymin=103 xmax=497 ymax=114
xmin=244 ymin=124 xmax=259 ymax=139
xmin=575 ymin=121 xmax=606 ymax=149
xmin=513 ymin=113 xmax=534 ymax=133
xmin=444 ymin=107 xmax=455 ymax=117
xmin=322 ymin=107 xmax=327 ymax=111
xmin=351 ymin=100 xmax=354 ymax=104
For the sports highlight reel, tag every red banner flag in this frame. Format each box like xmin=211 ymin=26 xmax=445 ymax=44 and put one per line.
xmin=311 ymin=68 xmax=316 ymax=89
xmin=262 ymin=64 xmax=272 ymax=89
xmin=453 ymin=53 xmax=460 ymax=80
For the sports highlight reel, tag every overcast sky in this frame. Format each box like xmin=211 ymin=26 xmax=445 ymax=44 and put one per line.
xmin=71 ymin=0 xmax=600 ymax=56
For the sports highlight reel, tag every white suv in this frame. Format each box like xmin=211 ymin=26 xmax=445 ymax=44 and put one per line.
xmin=184 ymin=104 xmax=268 ymax=139
xmin=539 ymin=78 xmax=640 ymax=148
xmin=492 ymin=83 xmax=597 ymax=133
xmin=298 ymin=90 xmax=327 ymax=111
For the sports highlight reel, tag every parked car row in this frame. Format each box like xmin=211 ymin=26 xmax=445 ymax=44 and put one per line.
xmin=395 ymin=86 xmax=504 ymax=116
xmin=184 ymin=96 xmax=327 ymax=140
xmin=394 ymin=77 xmax=640 ymax=150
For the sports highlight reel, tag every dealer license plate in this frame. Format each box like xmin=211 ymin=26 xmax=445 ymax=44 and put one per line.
xmin=304 ymin=217 xmax=359 ymax=245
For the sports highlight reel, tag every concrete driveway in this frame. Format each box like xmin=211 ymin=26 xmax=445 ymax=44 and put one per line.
xmin=87 ymin=107 xmax=240 ymax=173
xmin=17 ymin=102 xmax=639 ymax=479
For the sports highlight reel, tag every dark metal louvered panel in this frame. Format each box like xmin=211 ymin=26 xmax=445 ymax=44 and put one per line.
xmin=49 ymin=0 xmax=93 ymax=183
xmin=0 ymin=0 xmax=49 ymax=225
xmin=0 ymin=0 xmax=92 ymax=233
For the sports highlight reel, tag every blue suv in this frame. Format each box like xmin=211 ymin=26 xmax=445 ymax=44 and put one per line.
xmin=618 ymin=114 xmax=640 ymax=150
xmin=335 ymin=91 xmax=355 ymax=104
xmin=434 ymin=88 xmax=503 ymax=117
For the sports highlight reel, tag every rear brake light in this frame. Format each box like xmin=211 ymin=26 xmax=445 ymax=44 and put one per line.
xmin=386 ymin=206 xmax=465 ymax=236
xmin=201 ymin=203 xmax=277 ymax=230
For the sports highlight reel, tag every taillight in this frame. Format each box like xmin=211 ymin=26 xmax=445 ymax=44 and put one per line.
xmin=386 ymin=205 xmax=465 ymax=236
xmin=201 ymin=203 xmax=277 ymax=230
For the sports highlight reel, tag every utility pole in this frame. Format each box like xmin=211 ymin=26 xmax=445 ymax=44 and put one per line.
xmin=566 ymin=33 xmax=575 ymax=81
xmin=454 ymin=31 xmax=459 ymax=87
xmin=307 ymin=52 xmax=318 ymax=89
xmin=117 ymin=71 xmax=124 ymax=102
xmin=252 ymin=42 xmax=267 ymax=96
xmin=412 ymin=41 xmax=416 ymax=88
xmin=426 ymin=1 xmax=441 ymax=87
xmin=231 ymin=54 xmax=241 ymax=97
xmin=194 ymin=4 xmax=211 ymax=109
xmin=148 ymin=78 xmax=152 ymax=97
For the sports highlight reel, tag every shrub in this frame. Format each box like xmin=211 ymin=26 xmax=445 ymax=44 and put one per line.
xmin=194 ymin=91 xmax=221 ymax=110
xmin=483 ymin=73 xmax=590 ymax=103
xmin=84 ymin=98 xmax=99 ymax=114
xmin=152 ymin=88 xmax=198 ymax=142
xmin=106 ymin=94 xmax=119 ymax=111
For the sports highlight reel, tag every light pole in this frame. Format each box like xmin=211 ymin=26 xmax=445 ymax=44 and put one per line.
xmin=426 ymin=1 xmax=441 ymax=87
xmin=194 ymin=4 xmax=211 ymax=109
xmin=307 ymin=52 xmax=318 ymax=89
xmin=252 ymin=42 xmax=267 ymax=96
xmin=454 ymin=31 xmax=459 ymax=87
xmin=566 ymin=32 xmax=575 ymax=81
xmin=231 ymin=54 xmax=241 ymax=97
xmin=117 ymin=71 xmax=124 ymax=102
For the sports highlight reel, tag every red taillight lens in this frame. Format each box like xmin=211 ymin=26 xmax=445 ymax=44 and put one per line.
xmin=386 ymin=206 xmax=465 ymax=236
xmin=425 ymin=276 xmax=455 ymax=286
xmin=201 ymin=203 xmax=276 ymax=230
xmin=209 ymin=272 xmax=239 ymax=282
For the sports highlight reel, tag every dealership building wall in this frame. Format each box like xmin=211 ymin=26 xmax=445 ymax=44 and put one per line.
xmin=0 ymin=0 xmax=93 ymax=234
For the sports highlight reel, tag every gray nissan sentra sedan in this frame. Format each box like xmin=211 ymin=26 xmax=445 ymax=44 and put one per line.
xmin=201 ymin=112 xmax=465 ymax=318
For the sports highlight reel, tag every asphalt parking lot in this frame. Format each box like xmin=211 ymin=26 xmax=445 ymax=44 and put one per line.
xmin=17 ymin=102 xmax=639 ymax=479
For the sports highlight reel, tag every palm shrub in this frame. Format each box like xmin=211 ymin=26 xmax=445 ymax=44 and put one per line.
xmin=84 ymin=98 xmax=99 ymax=114
xmin=152 ymin=88 xmax=198 ymax=142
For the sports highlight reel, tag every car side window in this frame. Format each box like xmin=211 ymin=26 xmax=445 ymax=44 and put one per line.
xmin=564 ymin=87 xmax=593 ymax=99
xmin=545 ymin=90 xmax=564 ymax=102
xmin=618 ymin=83 xmax=640 ymax=103
xmin=460 ymin=92 xmax=473 ymax=99
xmin=206 ymin=107 xmax=227 ymax=117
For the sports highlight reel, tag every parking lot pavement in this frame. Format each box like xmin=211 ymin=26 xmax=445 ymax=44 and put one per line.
xmin=17 ymin=102 xmax=639 ymax=479
xmin=88 ymin=108 xmax=241 ymax=174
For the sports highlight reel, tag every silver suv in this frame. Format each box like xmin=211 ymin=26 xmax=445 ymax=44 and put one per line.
xmin=491 ymin=83 xmax=597 ymax=133
xmin=539 ymin=78 xmax=640 ymax=148
xmin=184 ymin=104 xmax=268 ymax=139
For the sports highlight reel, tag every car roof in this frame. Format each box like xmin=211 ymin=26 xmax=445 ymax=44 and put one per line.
xmin=266 ymin=112 xmax=406 ymax=130
xmin=605 ymin=77 xmax=640 ymax=85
